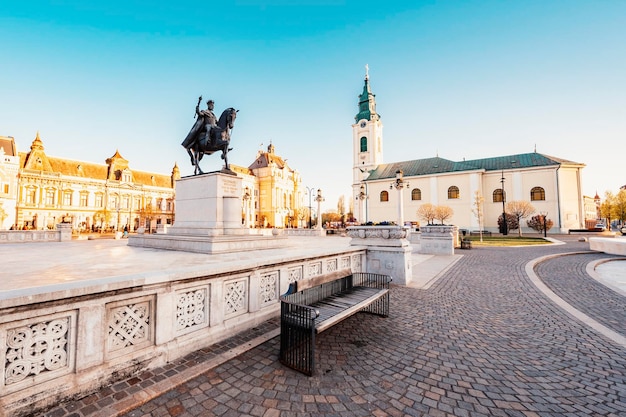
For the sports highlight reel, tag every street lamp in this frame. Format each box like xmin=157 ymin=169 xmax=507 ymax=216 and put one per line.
xmin=390 ymin=170 xmax=409 ymax=227
xmin=500 ymin=170 xmax=507 ymax=235
xmin=356 ymin=183 xmax=369 ymax=224
xmin=242 ymin=187 xmax=251 ymax=228
xmin=314 ymin=189 xmax=325 ymax=230
xmin=305 ymin=186 xmax=315 ymax=228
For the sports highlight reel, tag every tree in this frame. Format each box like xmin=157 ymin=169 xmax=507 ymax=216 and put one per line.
xmin=527 ymin=214 xmax=554 ymax=235
xmin=505 ymin=201 xmax=535 ymax=236
xmin=337 ymin=195 xmax=346 ymax=227
xmin=0 ymin=203 xmax=7 ymax=229
xmin=599 ymin=191 xmax=616 ymax=229
xmin=416 ymin=203 xmax=437 ymax=225
xmin=497 ymin=213 xmax=518 ymax=233
xmin=615 ymin=189 xmax=626 ymax=226
xmin=434 ymin=205 xmax=454 ymax=225
xmin=472 ymin=191 xmax=485 ymax=241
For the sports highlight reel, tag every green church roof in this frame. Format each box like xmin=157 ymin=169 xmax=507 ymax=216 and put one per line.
xmin=365 ymin=153 xmax=584 ymax=181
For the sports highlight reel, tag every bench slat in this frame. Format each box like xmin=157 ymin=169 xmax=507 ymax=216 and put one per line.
xmin=315 ymin=288 xmax=388 ymax=333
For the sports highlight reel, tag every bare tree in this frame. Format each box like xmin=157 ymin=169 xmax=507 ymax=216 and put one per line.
xmin=506 ymin=200 xmax=535 ymax=236
xmin=337 ymin=195 xmax=346 ymax=227
xmin=416 ymin=203 xmax=437 ymax=225
xmin=435 ymin=205 xmax=454 ymax=225
xmin=472 ymin=191 xmax=485 ymax=242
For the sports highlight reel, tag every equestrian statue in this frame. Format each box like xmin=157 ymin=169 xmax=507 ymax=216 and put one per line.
xmin=181 ymin=96 xmax=238 ymax=175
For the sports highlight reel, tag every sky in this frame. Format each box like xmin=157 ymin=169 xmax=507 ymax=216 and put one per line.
xmin=2 ymin=1 xmax=625 ymax=213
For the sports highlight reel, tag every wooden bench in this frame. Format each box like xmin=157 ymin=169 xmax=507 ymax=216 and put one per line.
xmin=279 ymin=270 xmax=392 ymax=376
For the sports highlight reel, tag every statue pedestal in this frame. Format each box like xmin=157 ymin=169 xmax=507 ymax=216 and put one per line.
xmin=129 ymin=171 xmax=287 ymax=254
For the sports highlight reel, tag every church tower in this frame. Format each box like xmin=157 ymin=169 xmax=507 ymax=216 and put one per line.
xmin=352 ymin=65 xmax=383 ymax=222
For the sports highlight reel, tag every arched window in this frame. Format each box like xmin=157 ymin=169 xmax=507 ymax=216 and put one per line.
xmin=380 ymin=190 xmax=389 ymax=202
xmin=492 ymin=189 xmax=505 ymax=203
xmin=360 ymin=136 xmax=367 ymax=152
xmin=531 ymin=186 xmax=545 ymax=201
xmin=411 ymin=188 xmax=422 ymax=201
xmin=448 ymin=186 xmax=460 ymax=199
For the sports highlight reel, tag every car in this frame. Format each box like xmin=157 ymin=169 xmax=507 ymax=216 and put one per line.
xmin=621 ymin=225 xmax=626 ymax=235
xmin=594 ymin=223 xmax=606 ymax=231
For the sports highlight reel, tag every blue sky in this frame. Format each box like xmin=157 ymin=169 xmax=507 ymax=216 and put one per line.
xmin=2 ymin=1 xmax=625 ymax=212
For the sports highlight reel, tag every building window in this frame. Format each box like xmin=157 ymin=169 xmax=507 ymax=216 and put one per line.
xmin=493 ymin=189 xmax=505 ymax=203
xmin=380 ymin=190 xmax=389 ymax=202
xmin=122 ymin=196 xmax=130 ymax=210
xmin=80 ymin=192 xmax=89 ymax=207
xmin=411 ymin=188 xmax=422 ymax=201
xmin=95 ymin=193 xmax=104 ymax=207
xmin=26 ymin=187 xmax=36 ymax=205
xmin=360 ymin=136 xmax=367 ymax=152
xmin=531 ymin=186 xmax=545 ymax=201
xmin=448 ymin=186 xmax=460 ymax=199
xmin=63 ymin=191 xmax=72 ymax=206
xmin=45 ymin=189 xmax=55 ymax=206
xmin=3 ymin=184 xmax=8 ymax=194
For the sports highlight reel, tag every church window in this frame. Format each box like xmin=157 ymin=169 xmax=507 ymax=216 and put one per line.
xmin=360 ymin=137 xmax=367 ymax=152
xmin=411 ymin=188 xmax=422 ymax=201
xmin=448 ymin=186 xmax=460 ymax=199
xmin=531 ymin=187 xmax=545 ymax=201
xmin=380 ymin=190 xmax=389 ymax=202
xmin=493 ymin=189 xmax=505 ymax=203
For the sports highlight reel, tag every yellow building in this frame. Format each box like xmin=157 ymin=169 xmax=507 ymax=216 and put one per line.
xmin=13 ymin=133 xmax=178 ymax=232
xmin=231 ymin=143 xmax=305 ymax=228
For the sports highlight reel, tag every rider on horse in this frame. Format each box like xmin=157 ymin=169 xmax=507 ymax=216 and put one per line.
xmin=181 ymin=96 xmax=218 ymax=162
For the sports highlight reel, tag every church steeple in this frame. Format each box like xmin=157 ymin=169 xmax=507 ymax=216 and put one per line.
xmin=355 ymin=64 xmax=379 ymax=123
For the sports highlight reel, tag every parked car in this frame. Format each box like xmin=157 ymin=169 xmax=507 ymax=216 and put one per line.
xmin=595 ymin=223 xmax=606 ymax=231
xmin=621 ymin=225 xmax=626 ymax=235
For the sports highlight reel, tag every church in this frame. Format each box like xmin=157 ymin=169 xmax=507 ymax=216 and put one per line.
xmin=351 ymin=70 xmax=586 ymax=234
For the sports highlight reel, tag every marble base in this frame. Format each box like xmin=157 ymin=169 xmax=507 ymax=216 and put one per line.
xmin=589 ymin=236 xmax=626 ymax=256
xmin=129 ymin=171 xmax=288 ymax=253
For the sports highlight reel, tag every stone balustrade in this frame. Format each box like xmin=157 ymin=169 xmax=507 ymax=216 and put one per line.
xmin=0 ymin=248 xmax=365 ymax=416
xmin=0 ymin=224 xmax=72 ymax=243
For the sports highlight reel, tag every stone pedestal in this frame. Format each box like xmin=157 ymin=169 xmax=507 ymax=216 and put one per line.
xmin=347 ymin=226 xmax=412 ymax=285
xmin=419 ymin=225 xmax=459 ymax=255
xmin=129 ymin=171 xmax=287 ymax=254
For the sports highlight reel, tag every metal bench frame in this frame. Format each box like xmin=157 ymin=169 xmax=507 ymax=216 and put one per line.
xmin=279 ymin=271 xmax=391 ymax=376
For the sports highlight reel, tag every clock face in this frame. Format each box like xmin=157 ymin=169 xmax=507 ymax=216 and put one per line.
xmin=360 ymin=121 xmax=366 ymax=128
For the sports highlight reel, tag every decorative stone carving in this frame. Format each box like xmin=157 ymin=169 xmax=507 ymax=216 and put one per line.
xmin=224 ymin=278 xmax=248 ymax=316
xmin=308 ymin=262 xmax=322 ymax=277
xmin=5 ymin=317 xmax=70 ymax=385
xmin=352 ymin=254 xmax=361 ymax=270
xmin=326 ymin=258 xmax=338 ymax=273
xmin=340 ymin=256 xmax=351 ymax=269
xmin=108 ymin=301 xmax=152 ymax=353
xmin=259 ymin=272 xmax=278 ymax=306
xmin=176 ymin=288 xmax=207 ymax=332
xmin=288 ymin=266 xmax=302 ymax=283
xmin=347 ymin=226 xmax=408 ymax=240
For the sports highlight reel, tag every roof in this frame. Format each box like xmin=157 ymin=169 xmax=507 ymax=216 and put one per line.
xmin=365 ymin=153 xmax=584 ymax=181
xmin=0 ymin=136 xmax=17 ymax=156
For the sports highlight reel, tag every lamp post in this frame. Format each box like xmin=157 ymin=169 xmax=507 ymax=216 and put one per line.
xmin=500 ymin=170 xmax=507 ymax=235
xmin=315 ymin=189 xmax=324 ymax=230
xmin=305 ymin=186 xmax=315 ymax=228
xmin=243 ymin=187 xmax=251 ymax=228
xmin=390 ymin=170 xmax=409 ymax=227
xmin=356 ymin=183 xmax=369 ymax=224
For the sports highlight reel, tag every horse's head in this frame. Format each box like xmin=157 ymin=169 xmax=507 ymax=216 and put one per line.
xmin=218 ymin=107 xmax=238 ymax=129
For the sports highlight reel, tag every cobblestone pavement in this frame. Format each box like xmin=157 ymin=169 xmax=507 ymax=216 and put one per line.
xmin=42 ymin=237 xmax=626 ymax=417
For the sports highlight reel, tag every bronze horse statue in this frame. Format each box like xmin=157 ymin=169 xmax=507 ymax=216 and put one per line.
xmin=185 ymin=107 xmax=238 ymax=175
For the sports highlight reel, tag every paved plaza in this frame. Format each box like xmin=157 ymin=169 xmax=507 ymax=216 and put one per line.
xmin=22 ymin=235 xmax=626 ymax=416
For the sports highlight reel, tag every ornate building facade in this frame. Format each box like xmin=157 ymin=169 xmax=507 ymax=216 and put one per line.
xmin=0 ymin=136 xmax=20 ymax=229
xmin=5 ymin=133 xmax=178 ymax=232
xmin=352 ymin=70 xmax=586 ymax=233
xmin=231 ymin=143 xmax=304 ymax=228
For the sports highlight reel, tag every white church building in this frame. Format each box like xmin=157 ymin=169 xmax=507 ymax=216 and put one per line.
xmin=351 ymin=70 xmax=586 ymax=234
